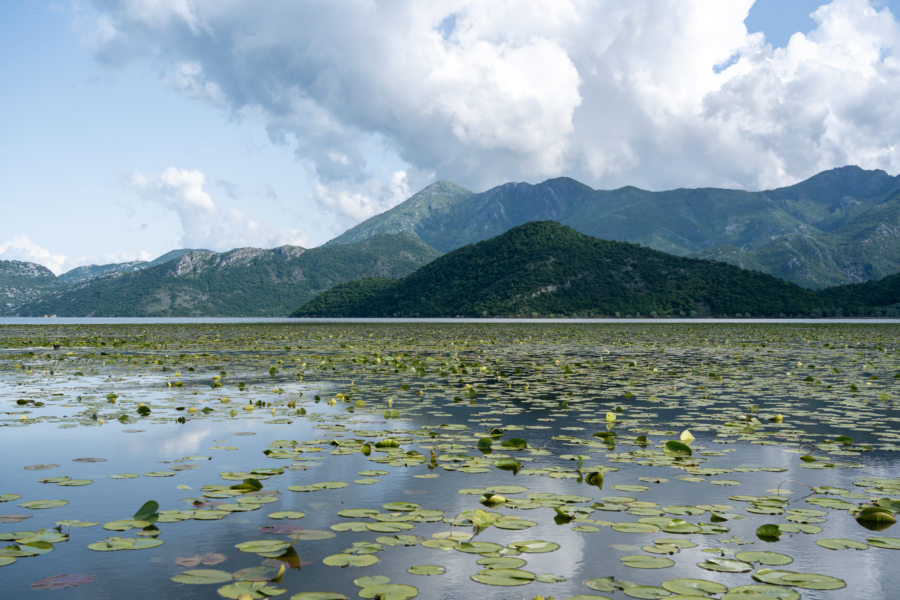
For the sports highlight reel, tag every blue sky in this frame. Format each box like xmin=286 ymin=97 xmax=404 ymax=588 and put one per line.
xmin=3 ymin=0 xmax=900 ymax=273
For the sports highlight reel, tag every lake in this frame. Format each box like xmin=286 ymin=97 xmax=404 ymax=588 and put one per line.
xmin=1 ymin=321 xmax=898 ymax=599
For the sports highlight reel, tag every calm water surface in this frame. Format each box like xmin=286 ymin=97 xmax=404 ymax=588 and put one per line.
xmin=1 ymin=322 xmax=898 ymax=599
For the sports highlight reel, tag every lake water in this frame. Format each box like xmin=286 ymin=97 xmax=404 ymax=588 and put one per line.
xmin=1 ymin=322 xmax=898 ymax=599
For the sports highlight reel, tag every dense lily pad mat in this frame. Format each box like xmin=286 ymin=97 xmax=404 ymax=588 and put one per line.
xmin=0 ymin=321 xmax=898 ymax=598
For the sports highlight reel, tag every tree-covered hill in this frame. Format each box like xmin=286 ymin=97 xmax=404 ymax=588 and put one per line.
xmin=297 ymin=222 xmax=849 ymax=318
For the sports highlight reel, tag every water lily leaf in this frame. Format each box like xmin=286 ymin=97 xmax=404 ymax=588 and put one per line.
xmin=19 ymin=500 xmax=68 ymax=510
xmin=751 ymin=569 xmax=846 ymax=590
xmin=0 ymin=557 xmax=16 ymax=567
xmin=867 ymin=536 xmax=900 ymax=549
xmin=622 ymin=585 xmax=670 ymax=599
xmin=735 ymin=551 xmax=793 ymax=565
xmin=721 ymin=584 xmax=799 ymax=599
xmin=268 ymin=511 xmax=306 ymax=520
xmin=661 ymin=578 xmax=727 ymax=595
xmin=235 ymin=540 xmax=291 ymax=555
xmin=358 ymin=583 xmax=419 ymax=599
xmin=816 ymin=538 xmax=868 ymax=550
xmin=322 ymin=553 xmax=379 ymax=567
xmin=477 ymin=557 xmax=527 ymax=568
xmin=664 ymin=441 xmax=692 ymax=457
xmin=697 ymin=558 xmax=753 ymax=573
xmin=408 ymin=564 xmax=445 ymax=575
xmin=585 ymin=576 xmax=634 ymax=592
xmin=30 ymin=574 xmax=94 ymax=590
xmin=507 ymin=540 xmax=559 ymax=553
xmin=216 ymin=581 xmax=286 ymax=599
xmin=455 ymin=541 xmax=504 ymax=554
xmin=133 ymin=500 xmax=159 ymax=523
xmin=171 ymin=569 xmax=233 ymax=584
xmin=470 ymin=568 xmax=535 ymax=586
xmin=620 ymin=555 xmax=674 ymax=569
xmin=289 ymin=594 xmax=347 ymax=600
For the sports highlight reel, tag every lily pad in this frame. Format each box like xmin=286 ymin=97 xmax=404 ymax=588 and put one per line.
xmin=621 ymin=555 xmax=674 ymax=569
xmin=751 ymin=569 xmax=846 ymax=590
xmin=172 ymin=569 xmax=233 ymax=584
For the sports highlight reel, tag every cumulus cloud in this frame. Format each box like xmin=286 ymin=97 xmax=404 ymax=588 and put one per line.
xmin=84 ymin=0 xmax=900 ymax=225
xmin=131 ymin=167 xmax=310 ymax=250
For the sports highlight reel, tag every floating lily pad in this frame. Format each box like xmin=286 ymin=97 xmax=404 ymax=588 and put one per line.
xmin=408 ymin=564 xmax=445 ymax=575
xmin=171 ymin=569 xmax=233 ymax=584
xmin=735 ymin=551 xmax=793 ymax=566
xmin=470 ymin=568 xmax=536 ymax=586
xmin=507 ymin=540 xmax=559 ymax=553
xmin=19 ymin=499 xmax=68 ymax=510
xmin=751 ymin=569 xmax=846 ymax=590
xmin=235 ymin=540 xmax=291 ymax=555
xmin=661 ymin=578 xmax=728 ymax=595
xmin=322 ymin=553 xmax=379 ymax=567
xmin=217 ymin=581 xmax=286 ymax=598
xmin=867 ymin=536 xmax=900 ymax=549
xmin=358 ymin=583 xmax=418 ymax=599
xmin=817 ymin=538 xmax=868 ymax=550
xmin=721 ymin=584 xmax=800 ymax=599
xmin=30 ymin=574 xmax=94 ymax=590
xmin=698 ymin=558 xmax=753 ymax=573
xmin=621 ymin=555 xmax=674 ymax=569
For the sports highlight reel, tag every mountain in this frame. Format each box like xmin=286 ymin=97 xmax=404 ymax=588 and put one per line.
xmin=295 ymin=221 xmax=845 ymax=318
xmin=15 ymin=233 xmax=440 ymax=317
xmin=57 ymin=249 xmax=200 ymax=284
xmin=0 ymin=260 xmax=63 ymax=314
xmin=325 ymin=166 xmax=900 ymax=288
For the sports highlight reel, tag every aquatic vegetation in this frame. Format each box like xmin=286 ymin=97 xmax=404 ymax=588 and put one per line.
xmin=0 ymin=321 xmax=898 ymax=598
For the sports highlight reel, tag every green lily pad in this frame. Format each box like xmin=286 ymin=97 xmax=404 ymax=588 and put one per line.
xmin=735 ymin=551 xmax=793 ymax=565
xmin=408 ymin=564 xmax=445 ymax=575
xmin=751 ymin=569 xmax=846 ymax=590
xmin=470 ymin=568 xmax=536 ymax=586
xmin=171 ymin=569 xmax=233 ymax=584
xmin=507 ymin=540 xmax=559 ymax=553
xmin=697 ymin=558 xmax=753 ymax=573
xmin=455 ymin=541 xmax=504 ymax=554
xmin=721 ymin=584 xmax=800 ymax=599
xmin=0 ymin=556 xmax=16 ymax=567
xmin=358 ymin=583 xmax=418 ymax=599
xmin=622 ymin=586 xmax=671 ymax=599
xmin=235 ymin=540 xmax=292 ymax=555
xmin=217 ymin=581 xmax=286 ymax=598
xmin=817 ymin=538 xmax=869 ymax=550
xmin=661 ymin=578 xmax=728 ymax=595
xmin=19 ymin=500 xmax=68 ymax=510
xmin=621 ymin=555 xmax=674 ymax=569
xmin=322 ymin=553 xmax=379 ymax=567
xmin=867 ymin=536 xmax=900 ymax=549
xmin=268 ymin=511 xmax=306 ymax=519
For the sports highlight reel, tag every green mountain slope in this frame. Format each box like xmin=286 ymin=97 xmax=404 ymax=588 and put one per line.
xmin=325 ymin=166 xmax=900 ymax=288
xmin=296 ymin=222 xmax=838 ymax=318
xmin=0 ymin=261 xmax=63 ymax=314
xmin=17 ymin=233 xmax=440 ymax=317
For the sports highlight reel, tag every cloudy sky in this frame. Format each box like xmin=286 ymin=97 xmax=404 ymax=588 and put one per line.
xmin=3 ymin=0 xmax=900 ymax=274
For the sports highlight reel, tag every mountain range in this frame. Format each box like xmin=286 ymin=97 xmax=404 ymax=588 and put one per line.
xmin=1 ymin=165 xmax=898 ymax=317
xmin=7 ymin=233 xmax=438 ymax=317
xmin=298 ymin=221 xmax=899 ymax=318
xmin=329 ymin=165 xmax=900 ymax=288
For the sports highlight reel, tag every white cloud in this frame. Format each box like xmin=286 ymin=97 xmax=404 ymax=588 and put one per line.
xmin=0 ymin=236 xmax=69 ymax=275
xmin=131 ymin=167 xmax=310 ymax=250
xmin=84 ymin=0 xmax=900 ymax=225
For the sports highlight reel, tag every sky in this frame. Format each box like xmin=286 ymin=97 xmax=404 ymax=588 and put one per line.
xmin=2 ymin=0 xmax=900 ymax=274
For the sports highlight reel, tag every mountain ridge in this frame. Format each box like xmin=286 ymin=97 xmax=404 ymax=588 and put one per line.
xmin=296 ymin=222 xmax=898 ymax=318
xmin=326 ymin=165 xmax=900 ymax=288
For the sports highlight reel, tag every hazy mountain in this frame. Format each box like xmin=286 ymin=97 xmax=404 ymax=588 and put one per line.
xmin=15 ymin=233 xmax=440 ymax=317
xmin=58 ymin=249 xmax=202 ymax=284
xmin=296 ymin=221 xmax=844 ymax=318
xmin=0 ymin=260 xmax=63 ymax=314
xmin=326 ymin=166 xmax=900 ymax=288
